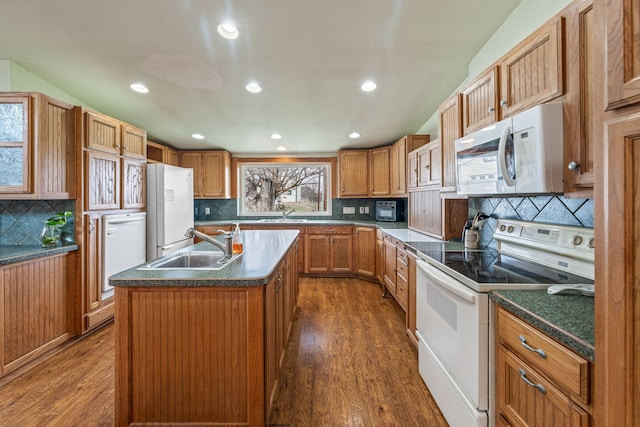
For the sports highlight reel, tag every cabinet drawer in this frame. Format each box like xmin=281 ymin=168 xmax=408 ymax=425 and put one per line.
xmin=383 ymin=234 xmax=404 ymax=248
xmin=396 ymin=258 xmax=408 ymax=279
xmin=307 ymin=226 xmax=352 ymax=235
xmin=497 ymin=308 xmax=590 ymax=403
xmin=396 ymin=274 xmax=408 ymax=311
xmin=397 ymin=247 xmax=407 ymax=264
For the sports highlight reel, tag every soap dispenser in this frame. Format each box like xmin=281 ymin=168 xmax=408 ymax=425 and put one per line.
xmin=232 ymin=223 xmax=243 ymax=254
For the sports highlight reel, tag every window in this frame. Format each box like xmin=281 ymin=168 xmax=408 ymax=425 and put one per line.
xmin=239 ymin=161 xmax=331 ymax=216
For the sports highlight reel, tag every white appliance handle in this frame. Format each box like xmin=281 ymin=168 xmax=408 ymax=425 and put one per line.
xmin=497 ymin=125 xmax=515 ymax=187
xmin=417 ymin=258 xmax=476 ymax=304
xmin=105 ymin=217 xmax=145 ymax=225
xmin=161 ymin=243 xmax=176 ymax=250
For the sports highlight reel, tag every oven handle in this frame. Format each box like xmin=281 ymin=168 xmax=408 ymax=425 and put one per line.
xmin=416 ymin=258 xmax=476 ymax=304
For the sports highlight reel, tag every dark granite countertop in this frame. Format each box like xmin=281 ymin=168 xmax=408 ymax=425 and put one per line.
xmin=195 ymin=219 xmax=409 ymax=229
xmin=490 ymin=290 xmax=594 ymax=362
xmin=109 ymin=229 xmax=299 ymax=288
xmin=0 ymin=244 xmax=79 ymax=266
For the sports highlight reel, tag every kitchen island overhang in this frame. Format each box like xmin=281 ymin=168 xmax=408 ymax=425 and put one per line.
xmin=110 ymin=229 xmax=300 ymax=427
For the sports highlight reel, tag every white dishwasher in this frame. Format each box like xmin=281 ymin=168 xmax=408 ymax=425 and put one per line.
xmin=102 ymin=212 xmax=146 ymax=298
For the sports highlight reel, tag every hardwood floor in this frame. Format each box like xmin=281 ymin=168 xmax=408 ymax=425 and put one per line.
xmin=0 ymin=277 xmax=447 ymax=427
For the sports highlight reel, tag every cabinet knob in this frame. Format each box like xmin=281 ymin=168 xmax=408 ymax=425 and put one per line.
xmin=488 ymin=106 xmax=495 ymax=113
xmin=567 ymin=161 xmax=579 ymax=171
xmin=500 ymin=100 xmax=508 ymax=107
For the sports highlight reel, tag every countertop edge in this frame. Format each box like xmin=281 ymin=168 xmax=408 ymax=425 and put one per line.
xmin=489 ymin=291 xmax=595 ymax=362
xmin=0 ymin=244 xmax=79 ymax=266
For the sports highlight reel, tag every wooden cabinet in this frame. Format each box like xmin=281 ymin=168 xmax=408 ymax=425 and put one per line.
xmin=84 ymin=111 xmax=146 ymax=210
xmin=496 ymin=307 xmax=591 ymax=426
xmin=499 ymin=17 xmax=565 ymax=118
xmin=368 ymin=147 xmax=390 ymax=196
xmin=462 ymin=67 xmax=500 ymax=135
xmin=354 ymin=227 xmax=376 ymax=278
xmin=180 ymin=150 xmax=231 ymax=198
xmin=406 ymin=251 xmax=418 ymax=349
xmin=381 ymin=234 xmax=409 ymax=311
xmin=439 ymin=93 xmax=463 ymax=193
xmin=389 ymin=137 xmax=406 ymax=196
xmin=0 ymin=93 xmax=75 ymax=199
xmin=408 ymin=188 xmax=467 ymax=240
xmin=605 ymin=0 xmax=640 ymax=108
xmin=375 ymin=229 xmax=384 ymax=284
xmin=564 ymin=0 xmax=600 ymax=196
xmin=305 ymin=226 xmax=353 ymax=273
xmin=415 ymin=139 xmax=441 ymax=188
xmin=337 ymin=150 xmax=369 ymax=197
xmin=166 ymin=147 xmax=180 ymax=166
xmin=408 ymin=150 xmax=419 ymax=190
xmin=147 ymin=140 xmax=180 ymax=165
xmin=1 ymin=252 xmax=75 ymax=377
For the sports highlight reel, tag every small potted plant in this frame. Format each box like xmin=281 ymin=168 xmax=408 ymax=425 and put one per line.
xmin=40 ymin=211 xmax=72 ymax=248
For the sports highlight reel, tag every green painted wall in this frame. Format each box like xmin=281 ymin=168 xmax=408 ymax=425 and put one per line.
xmin=417 ymin=0 xmax=573 ymax=136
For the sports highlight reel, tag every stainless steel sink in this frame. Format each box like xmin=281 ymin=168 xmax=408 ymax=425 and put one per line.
xmin=138 ymin=251 xmax=241 ymax=270
xmin=257 ymin=218 xmax=308 ymax=223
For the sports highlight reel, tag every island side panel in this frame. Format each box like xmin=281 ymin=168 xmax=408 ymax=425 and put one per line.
xmin=115 ymin=286 xmax=265 ymax=427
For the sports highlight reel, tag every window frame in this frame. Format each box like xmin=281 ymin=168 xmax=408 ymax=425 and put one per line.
xmin=235 ymin=157 xmax=336 ymax=217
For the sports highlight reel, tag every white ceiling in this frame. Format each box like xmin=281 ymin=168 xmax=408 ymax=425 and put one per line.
xmin=0 ymin=0 xmax=521 ymax=155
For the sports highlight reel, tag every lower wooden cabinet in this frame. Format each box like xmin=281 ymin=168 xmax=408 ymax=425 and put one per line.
xmin=375 ymin=229 xmax=384 ymax=283
xmin=382 ymin=234 xmax=409 ymax=311
xmin=496 ymin=307 xmax=592 ymax=426
xmin=408 ymin=188 xmax=468 ymax=240
xmin=406 ymin=251 xmax=418 ymax=349
xmin=0 ymin=252 xmax=75 ymax=377
xmin=354 ymin=227 xmax=376 ymax=278
xmin=305 ymin=226 xmax=353 ymax=273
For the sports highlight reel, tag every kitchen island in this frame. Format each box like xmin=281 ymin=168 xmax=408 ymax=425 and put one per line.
xmin=109 ymin=230 xmax=299 ymax=427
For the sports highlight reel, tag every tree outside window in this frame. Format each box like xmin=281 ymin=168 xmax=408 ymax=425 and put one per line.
xmin=239 ymin=163 xmax=331 ymax=216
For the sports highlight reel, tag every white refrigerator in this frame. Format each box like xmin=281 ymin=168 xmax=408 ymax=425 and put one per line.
xmin=146 ymin=164 xmax=195 ymax=260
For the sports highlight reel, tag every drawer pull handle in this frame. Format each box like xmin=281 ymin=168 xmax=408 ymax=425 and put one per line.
xmin=519 ymin=368 xmax=546 ymax=394
xmin=519 ymin=335 xmax=547 ymax=358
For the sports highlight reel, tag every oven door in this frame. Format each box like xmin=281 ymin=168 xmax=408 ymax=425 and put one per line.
xmin=416 ymin=258 xmax=489 ymax=417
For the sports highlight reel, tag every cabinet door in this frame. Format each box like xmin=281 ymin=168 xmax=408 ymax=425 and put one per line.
xmin=121 ymin=123 xmax=146 ymax=159
xmin=86 ymin=151 xmax=120 ymax=210
xmin=418 ymin=140 xmax=441 ymax=187
xmin=201 ymin=151 xmax=229 ymax=198
xmin=406 ymin=252 xmax=418 ymax=348
xmin=330 ymin=235 xmax=353 ymax=272
xmin=368 ymin=147 xmax=390 ymax=196
xmin=407 ymin=150 xmax=419 ymax=190
xmin=462 ymin=66 xmax=499 ymax=134
xmin=499 ymin=17 xmax=565 ymax=118
xmin=122 ymin=158 xmax=146 ymax=209
xmin=439 ymin=93 xmax=463 ymax=192
xmin=338 ymin=150 xmax=369 ymax=197
xmin=375 ymin=234 xmax=384 ymax=284
xmin=39 ymin=95 xmax=75 ymax=199
xmin=354 ymin=227 xmax=375 ymax=277
xmin=180 ymin=152 xmax=203 ymax=197
xmin=383 ymin=238 xmax=397 ymax=295
xmin=0 ymin=96 xmax=31 ymax=194
xmin=409 ymin=189 xmax=443 ymax=238
xmin=264 ymin=274 xmax=278 ymax=411
xmin=84 ymin=213 xmax=102 ymax=315
xmin=497 ymin=346 xmax=590 ymax=427
xmin=605 ymin=0 xmax=640 ymax=108
xmin=166 ymin=148 xmax=180 ymax=166
xmin=305 ymin=235 xmax=331 ymax=272
xmin=390 ymin=137 xmax=407 ymax=196
xmin=85 ymin=111 xmax=120 ymax=154
xmin=564 ymin=0 xmax=598 ymax=196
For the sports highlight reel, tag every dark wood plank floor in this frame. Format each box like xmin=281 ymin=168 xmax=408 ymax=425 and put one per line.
xmin=0 ymin=277 xmax=447 ymax=426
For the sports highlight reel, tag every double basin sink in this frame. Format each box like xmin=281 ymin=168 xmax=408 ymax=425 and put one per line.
xmin=139 ymin=251 xmax=242 ymax=271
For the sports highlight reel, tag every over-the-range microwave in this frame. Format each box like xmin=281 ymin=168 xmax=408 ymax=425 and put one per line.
xmin=454 ymin=102 xmax=564 ymax=196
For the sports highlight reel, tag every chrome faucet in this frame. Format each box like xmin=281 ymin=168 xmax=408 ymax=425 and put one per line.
xmin=184 ymin=228 xmax=232 ymax=257
xmin=282 ymin=208 xmax=295 ymax=219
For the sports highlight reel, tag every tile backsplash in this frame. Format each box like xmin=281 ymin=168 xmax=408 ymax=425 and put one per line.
xmin=0 ymin=200 xmax=75 ymax=245
xmin=468 ymin=195 xmax=593 ymax=248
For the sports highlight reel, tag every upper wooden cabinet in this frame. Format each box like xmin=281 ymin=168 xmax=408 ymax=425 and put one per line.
xmin=462 ymin=67 xmax=500 ymax=134
xmin=83 ymin=110 xmax=146 ymax=210
xmin=408 ymin=188 xmax=467 ymax=240
xmin=180 ymin=150 xmax=231 ymax=198
xmin=499 ymin=17 xmax=565 ymax=118
xmin=147 ymin=140 xmax=180 ymax=166
xmin=439 ymin=93 xmax=463 ymax=193
xmin=337 ymin=150 xmax=369 ymax=197
xmin=0 ymin=93 xmax=76 ymax=199
xmin=409 ymin=139 xmax=442 ymax=190
xmin=368 ymin=147 xmax=390 ymax=196
xmin=605 ymin=0 xmax=640 ymax=109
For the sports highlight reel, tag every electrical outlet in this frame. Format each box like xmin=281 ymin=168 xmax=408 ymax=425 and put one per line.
xmin=364 ymin=206 xmax=369 ymax=214
xmin=205 ymin=207 xmax=211 ymax=214
xmin=343 ymin=206 xmax=356 ymax=214
xmin=359 ymin=207 xmax=365 ymax=214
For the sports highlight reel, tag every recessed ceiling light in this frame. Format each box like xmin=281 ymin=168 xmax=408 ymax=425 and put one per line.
xmin=349 ymin=132 xmax=361 ymax=139
xmin=245 ymin=82 xmax=262 ymax=93
xmin=130 ymin=83 xmax=149 ymax=94
xmin=271 ymin=133 xmax=282 ymax=140
xmin=276 ymin=146 xmax=287 ymax=151
xmin=217 ymin=22 xmax=239 ymax=39
xmin=192 ymin=133 xmax=205 ymax=140
xmin=360 ymin=80 xmax=377 ymax=92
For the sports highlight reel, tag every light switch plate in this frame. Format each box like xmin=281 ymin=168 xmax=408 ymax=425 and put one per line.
xmin=205 ymin=207 xmax=211 ymax=214
xmin=343 ymin=206 xmax=356 ymax=214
